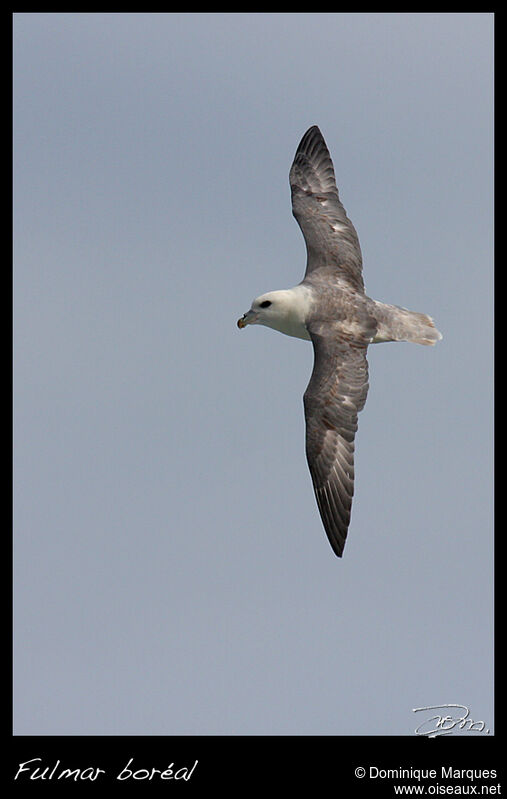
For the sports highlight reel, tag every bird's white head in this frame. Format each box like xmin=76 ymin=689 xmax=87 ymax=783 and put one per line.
xmin=237 ymin=287 xmax=312 ymax=341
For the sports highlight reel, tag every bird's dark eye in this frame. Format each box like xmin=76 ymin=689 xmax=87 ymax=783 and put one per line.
xmin=260 ymin=300 xmax=272 ymax=308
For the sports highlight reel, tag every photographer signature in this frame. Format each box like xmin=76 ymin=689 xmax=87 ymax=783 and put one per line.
xmin=412 ymin=704 xmax=490 ymax=737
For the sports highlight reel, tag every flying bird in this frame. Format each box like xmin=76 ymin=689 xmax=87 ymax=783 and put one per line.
xmin=237 ymin=126 xmax=442 ymax=557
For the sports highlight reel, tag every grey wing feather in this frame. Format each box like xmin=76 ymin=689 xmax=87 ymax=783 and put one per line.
xmin=290 ymin=126 xmax=364 ymax=292
xmin=304 ymin=325 xmax=370 ymax=557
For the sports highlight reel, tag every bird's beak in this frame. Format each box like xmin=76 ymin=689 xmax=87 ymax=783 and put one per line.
xmin=237 ymin=310 xmax=258 ymax=329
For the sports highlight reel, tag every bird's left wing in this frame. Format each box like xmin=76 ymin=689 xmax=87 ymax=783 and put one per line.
xmin=303 ymin=324 xmax=370 ymax=557
xmin=290 ymin=126 xmax=364 ymax=292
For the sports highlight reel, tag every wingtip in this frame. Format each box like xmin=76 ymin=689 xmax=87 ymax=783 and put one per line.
xmin=297 ymin=125 xmax=324 ymax=150
xmin=302 ymin=124 xmax=323 ymax=142
xmin=331 ymin=539 xmax=345 ymax=558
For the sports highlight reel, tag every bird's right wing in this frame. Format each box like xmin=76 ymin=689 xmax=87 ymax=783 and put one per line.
xmin=303 ymin=324 xmax=370 ymax=557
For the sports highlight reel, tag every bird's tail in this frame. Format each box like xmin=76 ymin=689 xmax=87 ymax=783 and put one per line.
xmin=371 ymin=301 xmax=442 ymax=346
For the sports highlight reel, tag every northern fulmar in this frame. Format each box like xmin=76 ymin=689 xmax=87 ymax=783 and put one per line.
xmin=237 ymin=126 xmax=442 ymax=557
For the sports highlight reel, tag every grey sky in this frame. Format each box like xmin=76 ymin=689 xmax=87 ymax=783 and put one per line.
xmin=14 ymin=13 xmax=493 ymax=735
